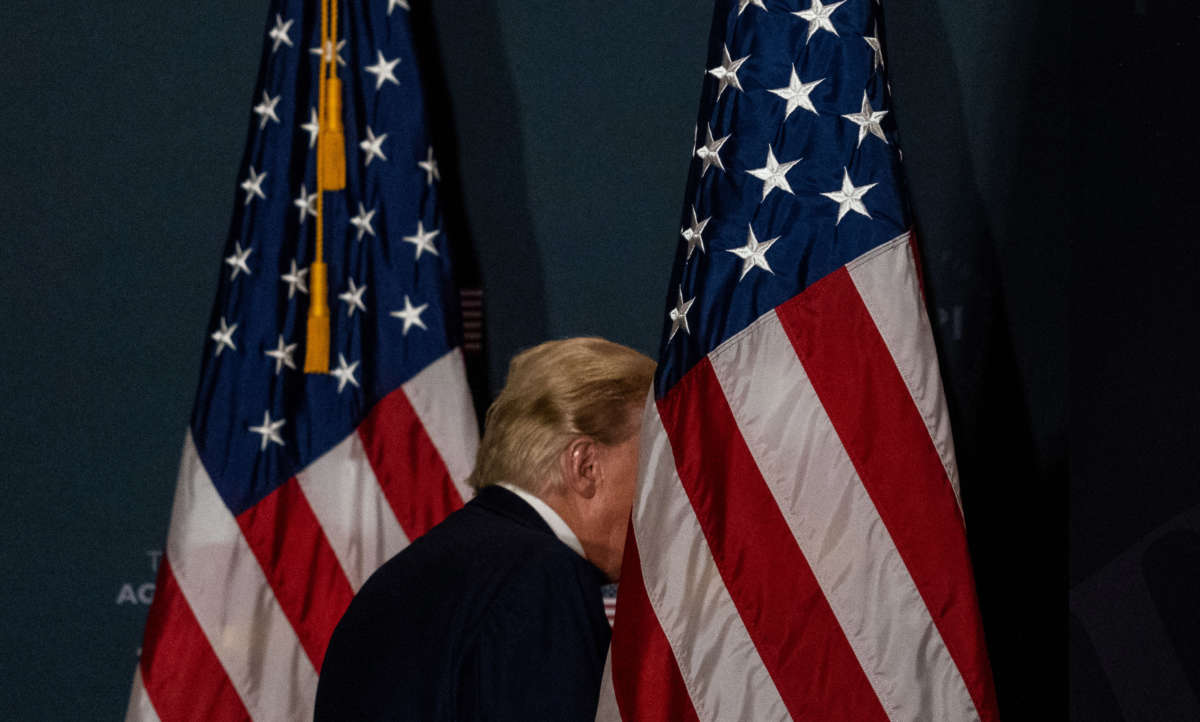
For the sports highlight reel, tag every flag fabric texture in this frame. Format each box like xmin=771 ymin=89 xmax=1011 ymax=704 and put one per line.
xmin=125 ymin=1 xmax=478 ymax=719
xmin=598 ymin=1 xmax=999 ymax=720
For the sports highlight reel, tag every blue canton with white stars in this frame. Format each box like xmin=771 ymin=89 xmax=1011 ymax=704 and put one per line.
xmin=655 ymin=0 xmax=911 ymax=398
xmin=194 ymin=0 xmax=461 ymax=516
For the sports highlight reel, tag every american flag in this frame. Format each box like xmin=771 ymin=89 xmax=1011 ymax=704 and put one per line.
xmin=598 ymin=1 xmax=999 ymax=720
xmin=125 ymin=1 xmax=479 ymax=719
xmin=603 ymin=583 xmax=619 ymax=627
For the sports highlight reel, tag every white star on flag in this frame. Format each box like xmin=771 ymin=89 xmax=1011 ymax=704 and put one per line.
xmin=865 ymin=28 xmax=885 ymax=70
xmin=390 ymin=295 xmax=428 ymax=335
xmin=241 ymin=166 xmax=267 ymax=205
xmin=707 ymin=44 xmax=750 ymax=100
xmin=794 ymin=0 xmax=846 ymax=42
xmin=330 ymin=353 xmax=360 ymax=393
xmin=727 ymin=225 xmax=779 ymax=280
xmin=770 ymin=65 xmax=824 ymax=120
xmin=821 ymin=167 xmax=877 ymax=223
xmin=280 ymin=260 xmax=308 ymax=299
xmin=388 ymin=0 xmax=410 ymax=14
xmin=301 ymin=108 xmax=319 ymax=149
xmin=253 ymin=91 xmax=281 ymax=129
xmin=364 ymin=50 xmax=401 ymax=91
xmin=695 ymin=124 xmax=730 ymax=176
xmin=747 ymin=145 xmax=801 ymax=201
xmin=418 ymin=146 xmax=440 ymax=185
xmin=350 ymin=203 xmax=377 ymax=241
xmin=310 ymin=39 xmax=347 ymax=67
xmin=842 ymin=91 xmax=889 ymax=146
xmin=338 ymin=278 xmax=368 ymax=317
xmin=224 ymin=241 xmax=253 ymax=280
xmin=263 ymin=335 xmax=297 ymax=374
xmin=403 ymin=221 xmax=440 ymax=260
xmin=268 ymin=14 xmax=293 ymax=52
xmin=668 ymin=287 xmax=695 ymax=341
xmin=681 ymin=206 xmax=710 ymax=260
xmin=360 ymin=127 xmax=388 ymax=166
xmin=738 ymin=0 xmax=766 ymax=15
xmin=210 ymin=317 xmax=237 ymax=357
xmin=248 ymin=410 xmax=286 ymax=451
xmin=293 ymin=184 xmax=318 ymax=223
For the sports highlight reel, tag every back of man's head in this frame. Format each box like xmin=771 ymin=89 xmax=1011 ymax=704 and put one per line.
xmin=467 ymin=337 xmax=656 ymax=496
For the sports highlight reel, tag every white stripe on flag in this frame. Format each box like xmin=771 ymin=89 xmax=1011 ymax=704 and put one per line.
xmin=708 ymin=310 xmax=979 ymax=722
xmin=595 ymin=649 xmax=620 ymax=722
xmin=402 ymin=347 xmax=479 ymax=503
xmin=124 ymin=666 xmax=161 ymax=722
xmin=847 ymin=233 xmax=962 ymax=512
xmin=166 ymin=432 xmax=318 ymax=721
xmin=297 ymin=431 xmax=410 ymax=592
xmin=633 ymin=397 xmax=790 ymax=722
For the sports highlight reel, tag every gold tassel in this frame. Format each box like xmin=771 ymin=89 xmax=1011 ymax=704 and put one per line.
xmin=318 ymin=75 xmax=346 ymax=191
xmin=303 ymin=261 xmax=331 ymax=372
xmin=304 ymin=0 xmax=343 ymax=374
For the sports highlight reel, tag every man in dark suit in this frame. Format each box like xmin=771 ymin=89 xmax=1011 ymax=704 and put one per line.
xmin=315 ymin=337 xmax=656 ymax=720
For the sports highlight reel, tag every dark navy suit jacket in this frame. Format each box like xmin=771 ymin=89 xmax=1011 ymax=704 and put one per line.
xmin=314 ymin=485 xmax=612 ymax=721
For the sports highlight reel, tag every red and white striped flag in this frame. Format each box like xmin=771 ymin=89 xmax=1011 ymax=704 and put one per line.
xmin=598 ymin=1 xmax=999 ymax=719
xmin=125 ymin=0 xmax=479 ymax=718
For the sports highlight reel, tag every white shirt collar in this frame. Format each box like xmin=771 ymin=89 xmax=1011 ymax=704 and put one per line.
xmin=496 ymin=483 xmax=585 ymax=559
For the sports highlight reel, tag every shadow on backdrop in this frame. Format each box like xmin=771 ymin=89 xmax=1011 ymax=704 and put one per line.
xmin=1070 ymin=612 xmax=1125 ymax=721
xmin=422 ymin=0 xmax=547 ymax=403
xmin=986 ymin=0 xmax=1070 ymax=713
xmin=1143 ymin=531 xmax=1200 ymax=700
xmin=886 ymin=0 xmax=1064 ymax=716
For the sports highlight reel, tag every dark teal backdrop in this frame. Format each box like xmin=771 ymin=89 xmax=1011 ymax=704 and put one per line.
xmin=0 ymin=0 xmax=1088 ymax=718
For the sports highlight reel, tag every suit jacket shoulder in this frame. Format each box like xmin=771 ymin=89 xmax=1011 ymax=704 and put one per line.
xmin=315 ymin=486 xmax=611 ymax=721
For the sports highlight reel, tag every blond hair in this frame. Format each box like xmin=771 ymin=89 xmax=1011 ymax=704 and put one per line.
xmin=467 ymin=337 xmax=656 ymax=495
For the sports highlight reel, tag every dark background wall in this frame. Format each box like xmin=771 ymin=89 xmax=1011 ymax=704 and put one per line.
xmin=0 ymin=0 xmax=1115 ymax=718
xmin=1069 ymin=2 xmax=1200 ymax=720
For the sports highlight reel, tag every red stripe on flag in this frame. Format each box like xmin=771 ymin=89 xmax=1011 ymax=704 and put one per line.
xmin=610 ymin=527 xmax=699 ymax=722
xmin=236 ymin=478 xmax=355 ymax=672
xmin=139 ymin=558 xmax=249 ymax=721
xmin=777 ymin=267 xmax=1000 ymax=720
xmin=358 ymin=386 xmax=465 ymax=541
xmin=658 ymin=360 xmax=889 ymax=721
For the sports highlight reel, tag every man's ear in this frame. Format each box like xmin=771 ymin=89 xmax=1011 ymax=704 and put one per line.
xmin=560 ymin=436 xmax=599 ymax=499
